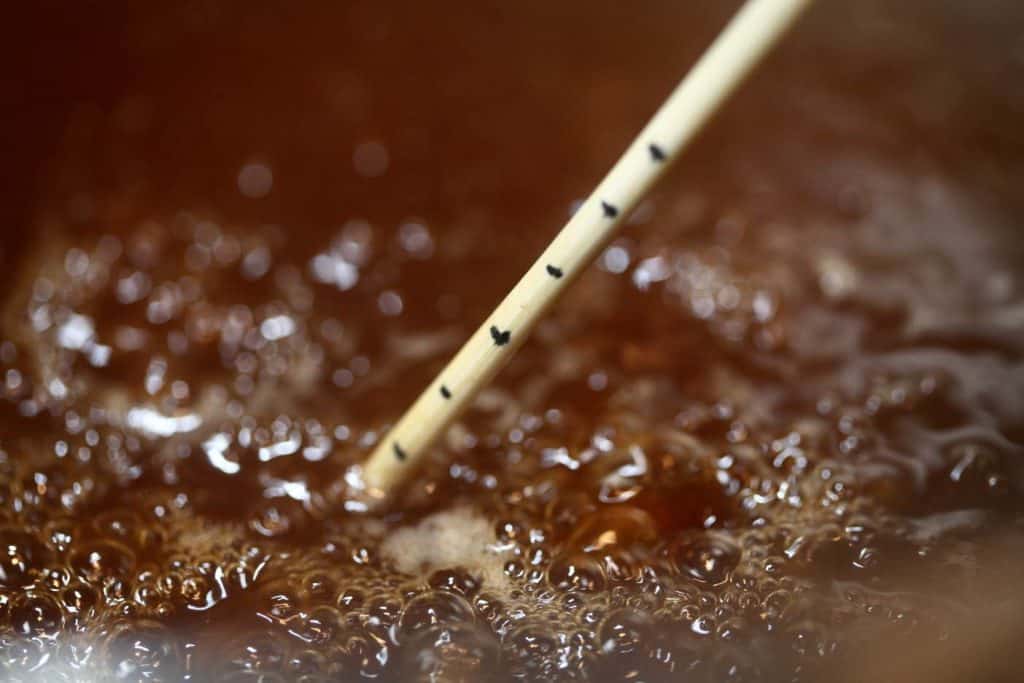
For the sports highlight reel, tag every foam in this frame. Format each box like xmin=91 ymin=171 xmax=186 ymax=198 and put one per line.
xmin=381 ymin=506 xmax=511 ymax=592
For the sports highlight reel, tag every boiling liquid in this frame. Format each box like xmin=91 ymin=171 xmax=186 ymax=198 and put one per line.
xmin=2 ymin=1 xmax=1024 ymax=681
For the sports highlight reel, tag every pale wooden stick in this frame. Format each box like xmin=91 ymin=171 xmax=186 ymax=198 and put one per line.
xmin=360 ymin=0 xmax=814 ymax=496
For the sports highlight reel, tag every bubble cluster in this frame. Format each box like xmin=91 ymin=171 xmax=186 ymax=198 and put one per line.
xmin=1 ymin=189 xmax=1022 ymax=680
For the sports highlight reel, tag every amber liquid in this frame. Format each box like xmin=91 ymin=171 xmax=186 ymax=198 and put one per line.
xmin=2 ymin=1 xmax=1024 ymax=681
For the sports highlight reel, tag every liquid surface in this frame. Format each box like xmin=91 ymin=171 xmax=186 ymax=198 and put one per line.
xmin=3 ymin=1 xmax=1024 ymax=681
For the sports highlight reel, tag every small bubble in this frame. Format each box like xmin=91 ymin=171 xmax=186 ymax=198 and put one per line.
xmin=398 ymin=622 xmax=500 ymax=682
xmin=353 ymin=141 xmax=390 ymax=177
xmin=598 ymin=608 xmax=654 ymax=657
xmin=398 ymin=591 xmax=474 ymax=638
xmin=70 ymin=540 xmax=135 ymax=581
xmin=332 ymin=368 xmax=355 ymax=388
xmin=601 ymin=245 xmax=631 ymax=274
xmin=0 ymin=529 xmax=51 ymax=586
xmin=398 ymin=220 xmax=435 ymax=259
xmin=547 ymin=553 xmax=606 ymax=593
xmin=104 ymin=621 xmax=183 ymax=680
xmin=378 ymin=290 xmax=404 ymax=316
xmin=242 ymin=246 xmax=272 ymax=280
xmin=5 ymin=368 xmax=22 ymax=392
xmin=669 ymin=534 xmax=740 ymax=585
xmin=11 ymin=592 xmax=64 ymax=636
xmin=238 ymin=161 xmax=274 ymax=198
xmin=64 ymin=248 xmax=91 ymax=278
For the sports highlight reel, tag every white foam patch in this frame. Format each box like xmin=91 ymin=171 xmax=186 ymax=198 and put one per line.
xmin=381 ymin=507 xmax=511 ymax=592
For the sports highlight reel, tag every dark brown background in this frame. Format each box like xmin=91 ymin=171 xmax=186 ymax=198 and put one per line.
xmin=4 ymin=0 xmax=1023 ymax=296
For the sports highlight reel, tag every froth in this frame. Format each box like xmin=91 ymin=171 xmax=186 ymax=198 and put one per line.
xmin=381 ymin=507 xmax=511 ymax=593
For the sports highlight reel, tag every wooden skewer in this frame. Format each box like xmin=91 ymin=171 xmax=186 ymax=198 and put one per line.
xmin=359 ymin=0 xmax=814 ymax=497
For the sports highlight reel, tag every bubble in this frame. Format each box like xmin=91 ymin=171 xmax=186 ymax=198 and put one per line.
xmin=0 ymin=637 xmax=52 ymax=675
xmin=238 ymin=161 xmax=273 ymax=198
xmin=180 ymin=573 xmax=217 ymax=609
xmin=10 ymin=591 xmax=64 ymax=636
xmin=104 ymin=620 xmax=183 ymax=681
xmin=762 ymin=589 xmax=792 ymax=618
xmin=40 ymin=567 xmax=70 ymax=591
xmin=103 ymin=576 xmax=131 ymax=605
xmin=716 ymin=615 xmax=750 ymax=641
xmin=428 ymin=568 xmax=481 ymax=597
xmin=296 ymin=606 xmax=342 ymax=645
xmin=472 ymin=593 xmax=504 ymax=624
xmin=595 ymin=608 xmax=678 ymax=679
xmin=506 ymin=622 xmax=558 ymax=676
xmin=336 ymin=588 xmax=364 ymax=611
xmin=249 ymin=503 xmax=299 ymax=538
xmin=224 ymin=561 xmax=255 ymax=592
xmin=336 ymin=629 xmax=389 ymax=678
xmin=398 ymin=221 xmax=435 ymax=259
xmin=133 ymin=581 xmax=160 ymax=609
xmin=547 ymin=553 xmax=606 ymax=593
xmin=0 ymin=528 xmax=50 ymax=587
xmin=303 ymin=572 xmax=336 ymax=601
xmin=598 ymin=608 xmax=654 ymax=656
xmin=265 ymin=589 xmax=301 ymax=623
xmin=690 ymin=614 xmax=716 ymax=637
xmin=668 ymin=533 xmax=740 ymax=585
xmin=398 ymin=590 xmax=475 ymax=637
xmin=601 ymin=245 xmax=631 ymax=274
xmin=70 ymin=540 xmax=135 ymax=582
xmin=377 ymin=290 xmax=403 ymax=316
xmin=351 ymin=544 xmax=377 ymax=566
xmin=285 ymin=648 xmax=328 ymax=677
xmin=62 ymin=583 xmax=98 ymax=617
xmin=225 ymin=630 xmax=287 ymax=674
xmin=566 ymin=506 xmax=658 ymax=554
xmin=504 ymin=560 xmax=525 ymax=580
xmin=398 ymin=622 xmax=501 ymax=682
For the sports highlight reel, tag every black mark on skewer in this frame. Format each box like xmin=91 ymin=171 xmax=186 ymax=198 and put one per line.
xmin=440 ymin=385 xmax=452 ymax=399
xmin=546 ymin=264 xmax=563 ymax=279
xmin=490 ymin=326 xmax=511 ymax=346
xmin=601 ymin=201 xmax=619 ymax=218
xmin=649 ymin=143 xmax=666 ymax=161
xmin=393 ymin=442 xmax=407 ymax=461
